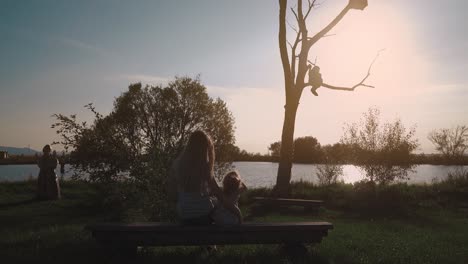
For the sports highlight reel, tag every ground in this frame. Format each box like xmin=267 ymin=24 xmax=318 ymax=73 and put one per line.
xmin=1 ymin=180 xmax=467 ymax=264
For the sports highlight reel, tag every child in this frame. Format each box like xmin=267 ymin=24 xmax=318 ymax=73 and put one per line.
xmin=212 ymin=171 xmax=247 ymax=225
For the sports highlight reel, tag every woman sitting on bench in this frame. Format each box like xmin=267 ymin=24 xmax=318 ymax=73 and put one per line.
xmin=169 ymin=130 xmax=242 ymax=225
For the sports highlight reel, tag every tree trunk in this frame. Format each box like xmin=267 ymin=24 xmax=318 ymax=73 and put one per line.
xmin=274 ymin=0 xmax=368 ymax=196
xmin=275 ymin=100 xmax=299 ymax=196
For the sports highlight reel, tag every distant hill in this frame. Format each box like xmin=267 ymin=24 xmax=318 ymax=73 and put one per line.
xmin=0 ymin=146 xmax=39 ymax=155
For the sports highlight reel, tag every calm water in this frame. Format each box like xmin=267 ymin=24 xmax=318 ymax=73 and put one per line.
xmin=1 ymin=162 xmax=466 ymax=188
xmin=0 ymin=164 xmax=75 ymax=182
xmin=233 ymin=162 xmax=468 ymax=188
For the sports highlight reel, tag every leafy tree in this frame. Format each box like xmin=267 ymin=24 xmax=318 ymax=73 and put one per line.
xmin=321 ymin=143 xmax=352 ymax=164
xmin=341 ymin=107 xmax=418 ymax=184
xmin=276 ymin=0 xmax=377 ymax=195
xmin=52 ymin=77 xmax=236 ymax=219
xmin=269 ymin=136 xmax=322 ymax=162
xmin=268 ymin=141 xmax=282 ymax=157
xmin=428 ymin=125 xmax=468 ymax=162
xmin=293 ymin=136 xmax=322 ymax=163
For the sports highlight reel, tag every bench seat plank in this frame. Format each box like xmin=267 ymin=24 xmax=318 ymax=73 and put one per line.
xmin=87 ymin=222 xmax=333 ymax=246
xmin=253 ymin=197 xmax=323 ymax=207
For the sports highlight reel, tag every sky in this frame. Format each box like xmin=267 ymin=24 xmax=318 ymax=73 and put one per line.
xmin=0 ymin=0 xmax=467 ymax=154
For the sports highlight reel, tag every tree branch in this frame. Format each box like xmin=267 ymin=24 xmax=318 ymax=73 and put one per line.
xmin=290 ymin=7 xmax=300 ymax=24
xmin=286 ymin=20 xmax=299 ymax=34
xmin=303 ymin=0 xmax=317 ymax=21
xmin=290 ymin=26 xmax=302 ymax=79
xmin=307 ymin=57 xmax=317 ymax=66
xmin=290 ymin=0 xmax=309 ymax=82
xmin=309 ymin=49 xmax=383 ymax=95
xmin=279 ymin=0 xmax=294 ymax=96
xmin=321 ymin=82 xmax=374 ymax=91
xmin=296 ymin=0 xmax=307 ymax=36
xmin=294 ymin=0 xmax=313 ymax=87
xmin=306 ymin=4 xmax=351 ymax=48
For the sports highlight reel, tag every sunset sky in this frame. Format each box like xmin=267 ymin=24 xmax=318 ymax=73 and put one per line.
xmin=1 ymin=0 xmax=467 ymax=154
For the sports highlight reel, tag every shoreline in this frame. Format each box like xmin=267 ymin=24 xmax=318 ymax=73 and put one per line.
xmin=2 ymin=160 xmax=468 ymax=166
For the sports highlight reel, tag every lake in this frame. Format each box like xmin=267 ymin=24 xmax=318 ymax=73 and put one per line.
xmin=1 ymin=162 xmax=466 ymax=188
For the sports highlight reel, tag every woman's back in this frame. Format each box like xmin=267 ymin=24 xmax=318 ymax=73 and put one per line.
xmin=172 ymin=156 xmax=215 ymax=219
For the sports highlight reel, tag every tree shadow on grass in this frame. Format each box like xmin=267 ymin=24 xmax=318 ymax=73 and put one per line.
xmin=245 ymin=203 xmax=322 ymax=221
xmin=2 ymin=238 xmax=331 ymax=264
xmin=0 ymin=197 xmax=37 ymax=209
xmin=138 ymin=244 xmax=330 ymax=264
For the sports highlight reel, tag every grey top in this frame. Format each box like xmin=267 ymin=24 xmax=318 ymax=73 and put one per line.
xmin=177 ymin=192 xmax=215 ymax=220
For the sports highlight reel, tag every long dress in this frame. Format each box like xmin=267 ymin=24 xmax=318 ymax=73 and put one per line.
xmin=37 ymin=155 xmax=61 ymax=200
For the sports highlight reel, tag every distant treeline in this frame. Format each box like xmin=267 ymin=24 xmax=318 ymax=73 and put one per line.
xmin=0 ymin=153 xmax=68 ymax=165
xmin=231 ymin=137 xmax=468 ymax=165
xmin=2 ymin=146 xmax=468 ymax=166
xmin=0 ymin=154 xmax=38 ymax=165
xmin=233 ymin=152 xmax=468 ymax=165
xmin=411 ymin=154 xmax=468 ymax=165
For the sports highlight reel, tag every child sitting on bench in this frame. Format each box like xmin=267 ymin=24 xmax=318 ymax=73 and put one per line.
xmin=212 ymin=171 xmax=247 ymax=225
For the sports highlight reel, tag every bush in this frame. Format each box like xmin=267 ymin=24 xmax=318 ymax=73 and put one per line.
xmin=342 ymin=107 xmax=418 ymax=184
xmin=316 ymin=163 xmax=343 ymax=186
xmin=428 ymin=125 xmax=468 ymax=163
xmin=431 ymin=167 xmax=468 ymax=206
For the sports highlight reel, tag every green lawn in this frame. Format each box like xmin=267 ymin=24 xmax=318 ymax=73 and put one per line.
xmin=1 ymin=181 xmax=467 ymax=263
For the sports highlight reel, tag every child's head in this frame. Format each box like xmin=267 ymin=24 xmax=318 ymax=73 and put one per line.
xmin=222 ymin=171 xmax=247 ymax=195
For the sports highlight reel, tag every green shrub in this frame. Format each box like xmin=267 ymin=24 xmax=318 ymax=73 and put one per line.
xmin=316 ymin=163 xmax=343 ymax=186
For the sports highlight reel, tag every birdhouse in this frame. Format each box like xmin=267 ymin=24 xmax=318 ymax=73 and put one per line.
xmin=349 ymin=0 xmax=368 ymax=10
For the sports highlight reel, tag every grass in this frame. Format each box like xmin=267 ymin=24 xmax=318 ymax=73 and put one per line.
xmin=1 ymin=180 xmax=468 ymax=263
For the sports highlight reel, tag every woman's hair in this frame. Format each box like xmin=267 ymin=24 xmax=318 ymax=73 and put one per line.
xmin=42 ymin=144 xmax=51 ymax=153
xmin=222 ymin=171 xmax=242 ymax=195
xmin=176 ymin=130 xmax=215 ymax=192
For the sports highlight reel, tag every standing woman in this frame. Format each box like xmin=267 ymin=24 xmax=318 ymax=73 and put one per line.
xmin=169 ymin=130 xmax=241 ymax=225
xmin=37 ymin=145 xmax=61 ymax=200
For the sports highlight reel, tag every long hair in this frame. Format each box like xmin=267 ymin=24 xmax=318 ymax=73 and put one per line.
xmin=175 ymin=130 xmax=215 ymax=193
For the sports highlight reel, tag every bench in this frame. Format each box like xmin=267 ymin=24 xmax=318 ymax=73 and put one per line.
xmin=87 ymin=222 xmax=333 ymax=256
xmin=253 ymin=197 xmax=324 ymax=211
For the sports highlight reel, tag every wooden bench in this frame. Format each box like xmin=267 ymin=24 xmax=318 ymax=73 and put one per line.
xmin=87 ymin=222 xmax=333 ymax=256
xmin=253 ymin=197 xmax=324 ymax=211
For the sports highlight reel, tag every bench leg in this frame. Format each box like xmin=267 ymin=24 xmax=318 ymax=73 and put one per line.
xmin=102 ymin=245 xmax=137 ymax=259
xmin=305 ymin=206 xmax=320 ymax=214
xmin=122 ymin=246 xmax=138 ymax=258
xmin=282 ymin=242 xmax=308 ymax=258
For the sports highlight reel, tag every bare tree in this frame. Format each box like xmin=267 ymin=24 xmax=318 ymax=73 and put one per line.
xmin=428 ymin=125 xmax=468 ymax=162
xmin=276 ymin=0 xmax=376 ymax=195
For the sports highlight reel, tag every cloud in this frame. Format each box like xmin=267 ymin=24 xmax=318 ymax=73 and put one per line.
xmin=57 ymin=37 xmax=109 ymax=56
xmin=4 ymin=25 xmax=110 ymax=57
xmin=104 ymin=74 xmax=170 ymax=85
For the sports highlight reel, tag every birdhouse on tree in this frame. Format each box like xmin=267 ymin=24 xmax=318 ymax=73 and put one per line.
xmin=349 ymin=0 xmax=368 ymax=10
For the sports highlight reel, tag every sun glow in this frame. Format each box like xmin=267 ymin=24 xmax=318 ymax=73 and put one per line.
xmin=292 ymin=2 xmax=434 ymax=146
xmin=310 ymin=3 xmax=429 ymax=96
xmin=224 ymin=2 xmax=438 ymax=154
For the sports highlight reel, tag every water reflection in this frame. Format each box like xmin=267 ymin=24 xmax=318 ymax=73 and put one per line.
xmin=233 ymin=162 xmax=467 ymax=188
